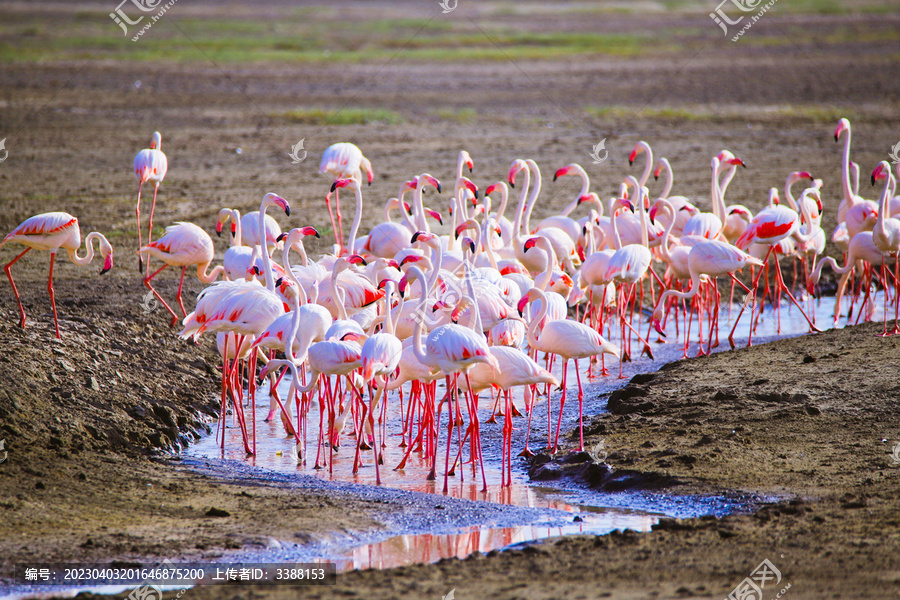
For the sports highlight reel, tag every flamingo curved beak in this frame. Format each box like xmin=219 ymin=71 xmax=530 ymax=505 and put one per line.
xmin=553 ymin=166 xmax=569 ymax=181
xmin=215 ymin=221 xmax=224 ymax=237
xmin=651 ymin=317 xmax=666 ymax=337
xmin=101 ymin=253 xmax=113 ymax=275
xmin=300 ymin=226 xmax=320 ymax=238
xmin=628 ymin=149 xmax=638 ymax=166
xmin=484 ymin=183 xmax=497 ymax=197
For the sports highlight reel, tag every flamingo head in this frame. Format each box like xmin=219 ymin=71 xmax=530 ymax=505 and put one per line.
xmin=614 ymin=198 xmax=635 ymax=213
xmin=345 ymin=254 xmax=367 ymax=266
xmin=515 ymin=295 xmax=530 ymax=317
xmin=100 ymin=241 xmax=113 ymax=275
xmin=410 ymin=230 xmax=439 ymax=246
xmin=362 ymin=157 xmax=374 ymax=185
xmin=769 ymin=188 xmax=781 ymax=206
xmin=399 ymin=254 xmax=425 ymax=268
xmin=458 ymin=176 xmax=479 ymax=200
xmin=579 ymin=192 xmax=600 ymax=206
xmin=331 ymin=178 xmax=357 ymax=193
xmin=425 ymin=208 xmax=444 ymax=226
xmin=653 ymin=161 xmax=664 ymax=180
xmin=628 ymin=146 xmax=641 ymax=166
xmin=460 ymin=236 xmax=476 ymax=254
xmin=403 ymin=201 xmax=413 ymax=215
xmin=553 ymin=165 xmax=574 ymax=181
xmin=214 ymin=208 xmax=232 ymax=237
xmin=263 ymin=193 xmax=291 ymax=216
xmin=523 ymin=237 xmax=540 ymax=252
xmin=872 ymin=161 xmax=890 ymax=185
xmin=834 ymin=118 xmax=850 ymax=142
xmin=727 ymin=157 xmax=747 ymax=169
xmin=341 ymin=331 xmax=365 ymax=344
xmin=508 ymin=159 xmax=528 ymax=187
xmin=149 ymin=131 xmax=161 ymax=150
xmin=650 ymin=306 xmax=667 ymax=338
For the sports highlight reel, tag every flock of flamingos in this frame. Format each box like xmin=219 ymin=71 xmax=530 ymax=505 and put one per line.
xmin=2 ymin=117 xmax=899 ymax=492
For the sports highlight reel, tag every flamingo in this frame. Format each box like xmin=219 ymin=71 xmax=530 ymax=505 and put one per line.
xmin=139 ymin=222 xmax=226 ymax=326
xmin=134 ymin=131 xmax=168 ymax=273
xmin=214 ymin=208 xmax=261 ymax=281
xmin=651 ymin=240 xmax=762 ymax=353
xmin=406 ymin=263 xmax=499 ymax=492
xmin=2 ymin=212 xmax=113 ymax=339
xmin=520 ymin=287 xmax=619 ymax=452
xmin=870 ymin=162 xmax=900 ymax=334
xmin=320 ymin=142 xmax=373 ymax=254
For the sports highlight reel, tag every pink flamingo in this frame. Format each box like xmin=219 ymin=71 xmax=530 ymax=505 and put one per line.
xmin=320 ymin=142 xmax=373 ymax=254
xmin=650 ymin=240 xmax=762 ymax=353
xmin=139 ymin=222 xmax=226 ymax=326
xmin=870 ymin=162 xmax=900 ymax=334
xmin=520 ymin=287 xmax=619 ymax=452
xmin=2 ymin=212 xmax=113 ymax=338
xmin=134 ymin=131 xmax=168 ymax=273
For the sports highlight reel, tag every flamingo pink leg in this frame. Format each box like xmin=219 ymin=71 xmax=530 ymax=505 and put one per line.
xmin=143 ymin=263 xmax=180 ymax=325
xmin=4 ymin=247 xmax=31 ymax=329
xmin=146 ymin=183 xmax=160 ymax=276
xmin=47 ymin=251 xmax=60 ymax=339
xmin=136 ymin=182 xmax=145 ymax=272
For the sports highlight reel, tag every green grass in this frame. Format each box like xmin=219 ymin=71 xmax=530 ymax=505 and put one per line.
xmin=585 ymin=104 xmax=870 ymax=123
xmin=431 ymin=108 xmax=478 ymax=123
xmin=276 ymin=108 xmax=405 ymax=125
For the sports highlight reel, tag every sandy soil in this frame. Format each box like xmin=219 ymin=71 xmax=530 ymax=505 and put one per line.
xmin=1 ymin=2 xmax=900 ymax=599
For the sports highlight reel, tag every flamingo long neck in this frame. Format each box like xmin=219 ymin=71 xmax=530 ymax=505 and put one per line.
xmin=426 ymin=238 xmax=444 ymax=293
xmin=659 ymin=158 xmax=673 ymax=198
xmin=535 ymin=241 xmax=558 ymax=292
xmin=231 ymin=209 xmax=242 ymax=246
xmin=512 ymin=168 xmax=531 ymax=242
xmin=783 ymin=175 xmax=802 ymax=212
xmin=875 ymin=172 xmax=897 ymax=246
xmin=525 ymin=289 xmax=549 ymax=349
xmin=840 ymin=126 xmax=853 ymax=204
xmin=413 ymin=178 xmax=428 ymax=231
xmin=711 ymin=157 xmax=724 ymax=221
xmin=560 ymin=166 xmax=590 ymax=217
xmin=625 ymin=176 xmax=648 ymax=248
xmin=793 ymin=191 xmax=819 ymax=244
xmin=718 ymin=163 xmax=738 ymax=206
xmin=463 ymin=264 xmax=485 ymax=334
xmin=347 ymin=185 xmax=364 ymax=255
xmin=258 ymin=200 xmax=276 ymax=292
xmin=196 ymin=262 xmax=226 ymax=284
xmin=408 ymin=267 xmax=431 ymax=366
xmin=382 ymin=281 xmax=396 ymax=336
xmin=283 ymin=241 xmax=309 ymax=305
xmin=481 ymin=220 xmax=498 ymax=271
xmin=494 ymin=182 xmax=510 ymax=224
xmin=332 ymin=264 xmax=349 ymax=321
xmin=398 ymin=185 xmax=417 ymax=233
xmin=66 ymin=232 xmax=104 ymax=266
xmin=655 ymin=200 xmax=677 ymax=264
xmin=811 ymin=256 xmax=850 ymax=284
xmin=523 ymin=160 xmax=542 ymax=235
xmin=610 ymin=203 xmax=624 ymax=250
xmin=637 ymin=142 xmax=653 ymax=187
xmin=383 ymin=198 xmax=399 ymax=223
xmin=658 ymin=266 xmax=704 ymax=308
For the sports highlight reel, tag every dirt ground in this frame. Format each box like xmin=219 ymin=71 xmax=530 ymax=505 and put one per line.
xmin=1 ymin=1 xmax=900 ymax=599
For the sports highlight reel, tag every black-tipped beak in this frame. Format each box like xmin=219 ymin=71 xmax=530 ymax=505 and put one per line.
xmin=216 ymin=229 xmax=222 ymax=237
xmin=276 ymin=232 xmax=286 ymax=243
xmin=330 ymin=182 xmax=338 ymax=193
xmin=834 ymin=134 xmax=839 ymax=142
xmin=411 ymin=232 xmax=422 ymax=243
xmin=654 ymin=174 xmax=659 ymax=181
xmin=872 ymin=175 xmax=877 ymax=186
xmin=275 ymin=277 xmax=283 ymax=287
xmin=552 ymin=174 xmax=558 ymax=182
xmin=100 ymin=267 xmax=110 ymax=275
xmin=284 ymin=206 xmax=291 ymax=217
xmin=628 ymin=159 xmax=634 ymax=166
